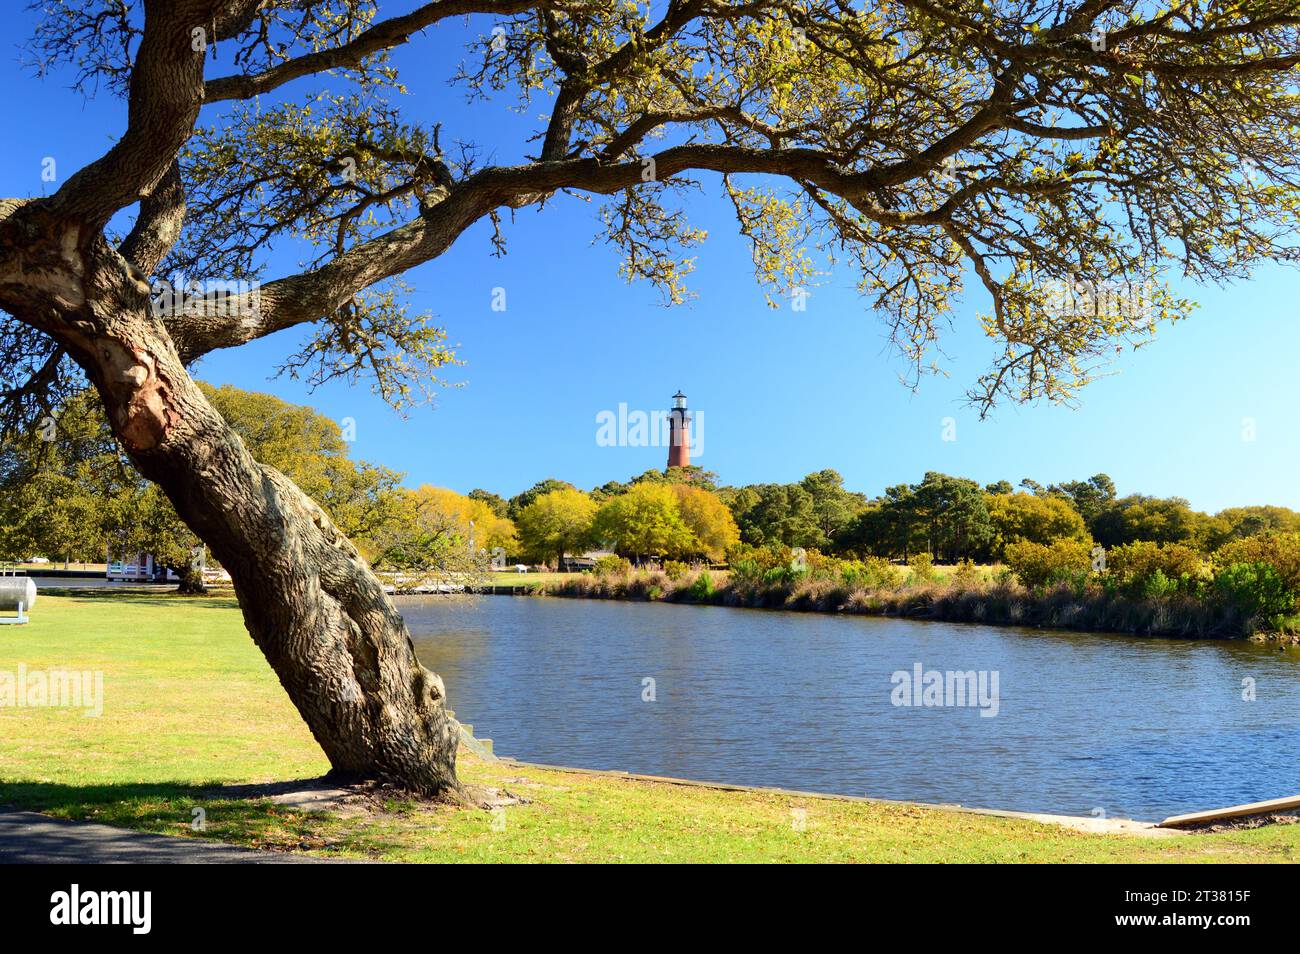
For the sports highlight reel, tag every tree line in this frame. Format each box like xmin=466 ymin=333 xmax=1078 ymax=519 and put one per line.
xmin=0 ymin=386 xmax=503 ymax=590
xmin=476 ymin=468 xmax=1298 ymax=569
xmin=6 ymin=387 xmax=1297 ymax=582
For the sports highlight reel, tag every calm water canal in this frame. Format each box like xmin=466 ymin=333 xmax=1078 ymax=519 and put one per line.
xmin=402 ymin=595 xmax=1300 ymax=820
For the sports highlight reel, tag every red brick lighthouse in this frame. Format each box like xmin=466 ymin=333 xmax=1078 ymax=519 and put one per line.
xmin=667 ymin=390 xmax=691 ymax=468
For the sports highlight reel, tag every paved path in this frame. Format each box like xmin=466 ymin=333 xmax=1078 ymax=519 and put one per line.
xmin=0 ymin=810 xmax=340 ymax=863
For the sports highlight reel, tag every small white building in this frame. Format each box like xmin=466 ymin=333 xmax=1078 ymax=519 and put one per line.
xmin=105 ymin=550 xmax=231 ymax=584
xmin=106 ymin=553 xmax=178 ymax=583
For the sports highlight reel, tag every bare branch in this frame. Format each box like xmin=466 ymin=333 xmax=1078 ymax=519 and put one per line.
xmin=204 ymin=0 xmax=557 ymax=102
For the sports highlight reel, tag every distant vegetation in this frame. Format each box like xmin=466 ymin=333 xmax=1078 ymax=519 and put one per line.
xmin=0 ymin=385 xmax=502 ymax=590
xmin=493 ymin=470 xmax=1300 ymax=638
xmin=7 ymin=387 xmax=1300 ymax=632
xmin=544 ymin=541 xmax=1300 ymax=640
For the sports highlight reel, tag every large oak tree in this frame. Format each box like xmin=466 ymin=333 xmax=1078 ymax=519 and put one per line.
xmin=2 ymin=0 xmax=1298 ymax=796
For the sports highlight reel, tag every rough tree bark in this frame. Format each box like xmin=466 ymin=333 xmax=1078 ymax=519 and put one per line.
xmin=109 ymin=317 xmax=461 ymax=795
xmin=0 ymin=211 xmax=461 ymax=797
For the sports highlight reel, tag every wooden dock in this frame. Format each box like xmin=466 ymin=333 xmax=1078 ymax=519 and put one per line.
xmin=1158 ymin=793 xmax=1300 ymax=828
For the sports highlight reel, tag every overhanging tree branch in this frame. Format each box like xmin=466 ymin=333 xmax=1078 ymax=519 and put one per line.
xmin=204 ymin=0 xmax=561 ymax=102
xmin=49 ymin=0 xmax=261 ymax=229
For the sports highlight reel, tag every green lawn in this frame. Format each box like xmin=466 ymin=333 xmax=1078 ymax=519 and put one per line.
xmin=929 ymin=562 xmax=1000 ymax=581
xmin=486 ymin=571 xmax=570 ymax=587
xmin=0 ymin=592 xmax=1296 ymax=862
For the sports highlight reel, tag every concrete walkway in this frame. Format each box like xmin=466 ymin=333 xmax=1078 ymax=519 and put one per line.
xmin=0 ymin=810 xmax=340 ymax=863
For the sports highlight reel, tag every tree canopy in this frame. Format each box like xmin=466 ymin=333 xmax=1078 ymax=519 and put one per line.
xmin=515 ymin=487 xmax=599 ymax=565
xmin=5 ymin=1 xmax=1300 ymax=430
xmin=986 ymin=491 xmax=1088 ymax=559
xmin=368 ymin=484 xmax=516 ymax=582
xmin=729 ymin=482 xmax=823 ymax=548
xmin=593 ymin=482 xmax=696 ymax=560
xmin=673 ymin=483 xmax=741 ymax=560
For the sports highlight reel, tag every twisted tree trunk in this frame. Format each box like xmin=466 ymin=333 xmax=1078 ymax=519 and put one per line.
xmin=113 ymin=325 xmax=461 ymax=795
xmin=2 ymin=221 xmax=461 ymax=797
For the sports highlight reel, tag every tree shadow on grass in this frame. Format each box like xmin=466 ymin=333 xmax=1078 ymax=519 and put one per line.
xmin=38 ymin=588 xmax=238 ymax=609
xmin=0 ymin=778 xmax=362 ymax=855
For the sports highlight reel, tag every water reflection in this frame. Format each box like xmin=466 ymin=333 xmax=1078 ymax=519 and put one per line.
xmin=403 ymin=596 xmax=1300 ymax=820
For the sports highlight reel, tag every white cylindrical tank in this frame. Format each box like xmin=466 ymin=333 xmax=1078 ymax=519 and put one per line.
xmin=0 ymin=577 xmax=37 ymax=611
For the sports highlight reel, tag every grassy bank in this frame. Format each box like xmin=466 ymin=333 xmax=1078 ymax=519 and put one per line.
xmin=487 ymin=571 xmax=570 ymax=589
xmin=541 ymin=568 xmax=1264 ymax=640
xmin=2 ymin=592 xmax=1298 ymax=862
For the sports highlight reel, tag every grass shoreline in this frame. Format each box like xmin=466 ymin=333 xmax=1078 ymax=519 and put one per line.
xmin=2 ymin=592 xmax=1298 ymax=862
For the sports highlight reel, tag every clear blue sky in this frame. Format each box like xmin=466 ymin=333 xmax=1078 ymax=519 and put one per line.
xmin=3 ymin=9 xmax=1298 ymax=513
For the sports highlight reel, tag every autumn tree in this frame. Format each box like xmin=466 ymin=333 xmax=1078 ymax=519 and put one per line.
xmin=467 ymin=488 xmax=510 ymax=520
xmin=515 ymin=488 xmax=598 ymax=567
xmin=507 ymin=478 xmax=579 ymax=521
xmin=985 ymin=491 xmax=1089 ymax=560
xmin=368 ymin=484 xmax=516 ymax=583
xmin=672 ymin=484 xmax=740 ymax=560
xmin=1207 ymin=505 xmax=1300 ymax=549
xmin=409 ymin=486 xmax=517 ymax=554
xmin=4 ymin=1 xmax=1300 ymax=795
xmin=594 ymin=482 xmax=695 ymax=561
